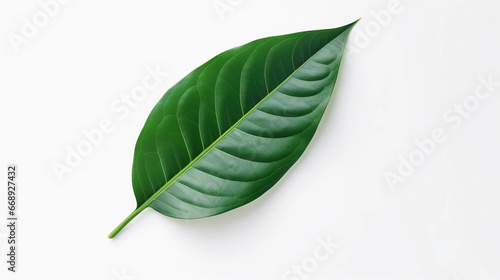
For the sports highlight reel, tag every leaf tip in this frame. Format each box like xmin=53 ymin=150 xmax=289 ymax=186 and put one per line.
xmin=348 ymin=18 xmax=361 ymax=28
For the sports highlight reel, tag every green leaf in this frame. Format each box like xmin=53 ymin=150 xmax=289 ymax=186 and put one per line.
xmin=109 ymin=21 xmax=357 ymax=238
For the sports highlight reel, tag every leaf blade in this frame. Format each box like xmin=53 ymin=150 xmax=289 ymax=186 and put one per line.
xmin=109 ymin=21 xmax=357 ymax=238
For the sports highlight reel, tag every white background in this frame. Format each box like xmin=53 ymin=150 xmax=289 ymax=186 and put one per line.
xmin=1 ymin=0 xmax=500 ymax=279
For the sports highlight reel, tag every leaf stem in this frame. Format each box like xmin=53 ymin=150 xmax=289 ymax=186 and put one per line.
xmin=107 ymin=205 xmax=147 ymax=239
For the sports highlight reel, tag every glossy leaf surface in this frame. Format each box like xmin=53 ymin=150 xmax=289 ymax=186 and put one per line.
xmin=109 ymin=21 xmax=357 ymax=238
